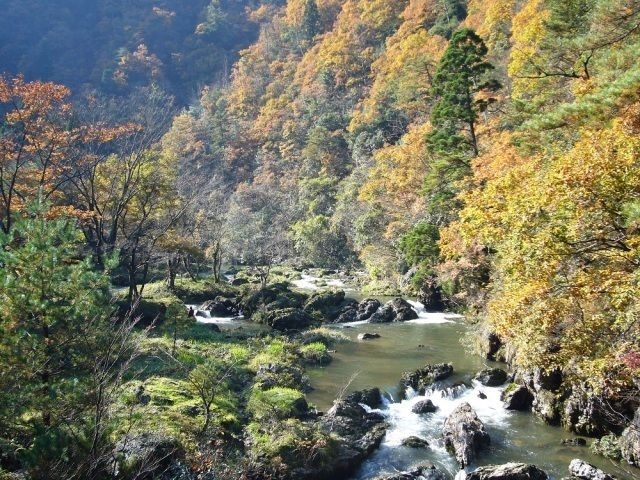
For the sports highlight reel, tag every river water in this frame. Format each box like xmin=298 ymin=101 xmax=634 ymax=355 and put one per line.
xmin=304 ymin=312 xmax=636 ymax=480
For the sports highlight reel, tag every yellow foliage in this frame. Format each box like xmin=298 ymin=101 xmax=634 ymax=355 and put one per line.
xmin=445 ymin=105 xmax=640 ymax=391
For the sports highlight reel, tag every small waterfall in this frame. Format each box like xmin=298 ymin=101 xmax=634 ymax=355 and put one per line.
xmin=352 ymin=380 xmax=511 ymax=479
xmin=406 ymin=300 xmax=462 ymax=324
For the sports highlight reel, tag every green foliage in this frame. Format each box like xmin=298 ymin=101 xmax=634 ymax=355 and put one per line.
xmin=425 ymin=28 xmax=500 ymax=215
xmin=0 ymin=202 xmax=135 ymax=477
xmin=247 ymin=387 xmax=307 ymax=421
xmin=302 ymin=0 xmax=321 ymax=41
xmin=429 ymin=0 xmax=468 ymax=39
xmin=246 ymin=418 xmax=338 ymax=473
xmin=398 ymin=222 xmax=440 ymax=266
xmin=591 ymin=433 xmax=622 ymax=461
xmin=299 ymin=342 xmax=332 ymax=365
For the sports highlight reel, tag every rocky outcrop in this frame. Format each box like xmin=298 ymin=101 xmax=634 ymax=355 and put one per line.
xmin=620 ymin=407 xmax=640 ymax=466
xmin=400 ymin=363 xmax=454 ymax=396
xmin=263 ymin=308 xmax=317 ymax=331
xmin=345 ymin=387 xmax=383 ymax=409
xmin=466 ymin=462 xmax=549 ymax=480
xmin=562 ymin=391 xmax=610 ymax=437
xmin=483 ymin=332 xmax=504 ymax=362
xmin=568 ymin=459 xmax=617 ymax=480
xmin=335 ymin=298 xmax=380 ymax=323
xmin=412 ymin=399 xmax=438 ymax=414
xmin=501 ymin=384 xmax=534 ymax=411
xmin=113 ymin=433 xmax=185 ymax=479
xmin=319 ymin=393 xmax=388 ymax=477
xmin=372 ymin=464 xmax=447 ymax=480
xmin=417 ymin=275 xmax=445 ymax=312
xmin=370 ymin=298 xmax=418 ymax=323
xmin=201 ymin=296 xmax=240 ymax=317
xmin=443 ymin=402 xmax=490 ymax=468
xmin=303 ymin=290 xmax=346 ymax=320
xmin=474 ymin=368 xmax=508 ymax=387
xmin=358 ymin=332 xmax=381 ymax=340
xmin=254 ymin=363 xmax=310 ymax=391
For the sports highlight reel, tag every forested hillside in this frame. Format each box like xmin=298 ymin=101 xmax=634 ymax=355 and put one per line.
xmin=164 ymin=0 xmax=640 ymax=396
xmin=0 ymin=0 xmax=272 ymax=102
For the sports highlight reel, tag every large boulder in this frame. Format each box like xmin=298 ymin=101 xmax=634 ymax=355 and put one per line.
xmin=388 ymin=298 xmax=419 ymax=321
xmin=334 ymin=298 xmax=380 ymax=323
xmin=320 ymin=392 xmax=388 ymax=477
xmin=443 ymin=402 xmax=491 ymax=468
xmin=417 ymin=275 xmax=445 ymax=312
xmin=474 ymin=368 xmax=508 ymax=387
xmin=263 ymin=308 xmax=317 ymax=331
xmin=412 ymin=399 xmax=438 ymax=414
xmin=466 ymin=463 xmax=549 ymax=480
xmin=400 ymin=363 xmax=454 ymax=396
xmin=369 ymin=304 xmax=395 ymax=323
xmin=357 ymin=298 xmax=382 ymax=321
xmin=113 ymin=433 xmax=185 ymax=479
xmin=303 ymin=290 xmax=346 ymax=320
xmin=620 ymin=407 xmax=640 ymax=466
xmin=201 ymin=296 xmax=240 ymax=317
xmin=372 ymin=464 xmax=447 ymax=480
xmin=501 ymin=384 xmax=534 ymax=411
xmin=402 ymin=436 xmax=430 ymax=448
xmin=370 ymin=298 xmax=418 ymax=323
xmin=568 ymin=459 xmax=617 ymax=480
xmin=345 ymin=387 xmax=383 ymax=409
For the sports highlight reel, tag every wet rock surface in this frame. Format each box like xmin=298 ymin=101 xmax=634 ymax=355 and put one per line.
xmin=400 ymin=363 xmax=454 ymax=396
xmin=466 ymin=462 xmax=549 ymax=480
xmin=568 ymin=459 xmax=617 ymax=480
xmin=474 ymin=368 xmax=508 ymax=387
xmin=442 ymin=402 xmax=490 ymax=468
xmin=412 ymin=399 xmax=438 ymax=414
xmin=501 ymin=384 xmax=534 ymax=411
xmin=372 ymin=464 xmax=447 ymax=480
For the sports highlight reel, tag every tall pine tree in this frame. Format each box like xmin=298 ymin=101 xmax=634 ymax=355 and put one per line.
xmin=425 ymin=28 xmax=500 ymax=215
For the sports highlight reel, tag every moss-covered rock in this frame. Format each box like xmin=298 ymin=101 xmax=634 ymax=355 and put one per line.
xmin=262 ymin=308 xmax=318 ymax=332
xmin=303 ymin=290 xmax=346 ymax=320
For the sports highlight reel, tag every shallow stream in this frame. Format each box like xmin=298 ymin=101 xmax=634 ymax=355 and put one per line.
xmin=304 ymin=311 xmax=636 ymax=480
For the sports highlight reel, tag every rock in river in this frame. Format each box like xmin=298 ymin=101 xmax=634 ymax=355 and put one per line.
xmin=358 ymin=332 xmax=381 ymax=340
xmin=465 ymin=462 xmax=549 ymax=480
xmin=443 ymin=402 xmax=490 ymax=468
xmin=568 ymin=459 xmax=617 ymax=480
xmin=400 ymin=363 xmax=454 ymax=396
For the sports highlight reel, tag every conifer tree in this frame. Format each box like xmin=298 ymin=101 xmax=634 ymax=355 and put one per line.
xmin=302 ymin=0 xmax=320 ymax=42
xmin=425 ymin=28 xmax=500 ymax=214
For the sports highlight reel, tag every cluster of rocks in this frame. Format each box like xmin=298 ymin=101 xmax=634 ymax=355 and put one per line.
xmin=334 ymin=297 xmax=418 ymax=323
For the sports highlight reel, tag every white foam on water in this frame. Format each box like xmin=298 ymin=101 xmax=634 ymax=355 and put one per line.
xmin=406 ymin=300 xmax=463 ymax=324
xmin=292 ymin=274 xmax=319 ymax=290
xmin=186 ymin=304 xmax=244 ymax=324
xmin=372 ymin=380 xmax=511 ymax=464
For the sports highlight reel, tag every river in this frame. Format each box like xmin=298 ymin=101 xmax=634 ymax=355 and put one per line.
xmin=304 ymin=313 xmax=636 ymax=480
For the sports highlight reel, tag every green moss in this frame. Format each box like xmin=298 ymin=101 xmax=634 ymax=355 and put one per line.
xmin=247 ymin=387 xmax=307 ymax=421
xmin=246 ymin=419 xmax=339 ymax=472
xmin=299 ymin=327 xmax=349 ymax=346
xmin=591 ymin=433 xmax=622 ymax=460
xmin=299 ymin=342 xmax=332 ymax=365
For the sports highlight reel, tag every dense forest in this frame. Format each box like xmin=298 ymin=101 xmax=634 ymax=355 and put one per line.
xmin=1 ymin=0 xmax=640 ymax=478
